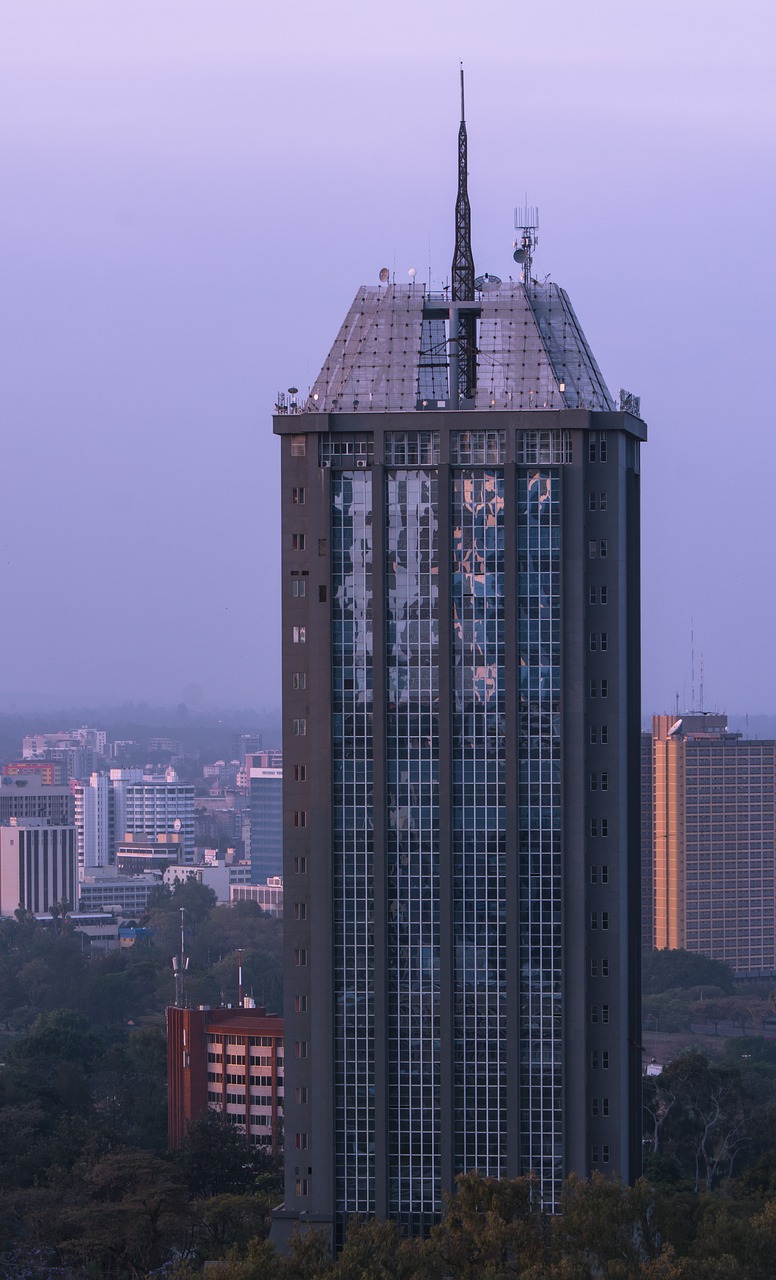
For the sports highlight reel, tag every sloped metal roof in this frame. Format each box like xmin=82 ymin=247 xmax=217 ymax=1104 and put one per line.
xmin=305 ymin=279 xmax=615 ymax=413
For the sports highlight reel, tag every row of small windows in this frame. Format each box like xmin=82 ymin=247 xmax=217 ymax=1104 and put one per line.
xmin=590 ymin=958 xmax=610 ymax=977
xmin=294 ymin=994 xmax=309 ymax=1012
xmin=590 ymin=911 xmax=610 ymax=930
xmin=589 ymin=633 xmax=609 ymax=652
xmin=589 ymin=726 xmax=609 ymax=744
xmin=589 ymin=491 xmax=608 ymax=511
xmin=589 ymin=679 xmax=609 ymax=698
xmin=591 ymin=1145 xmax=611 ymax=1164
xmin=590 ymin=864 xmax=609 ymax=883
xmin=590 ymin=819 xmax=609 ymax=837
xmin=293 ymin=811 xmax=307 ymax=828
xmin=293 ymin=719 xmax=306 ymax=735
xmin=292 ymin=672 xmax=306 ymax=689
xmin=589 ymin=585 xmax=608 ymax=605
xmin=591 ymin=1097 xmax=610 ymax=1116
xmin=591 ymin=1050 xmax=610 ymax=1069
xmin=291 ymin=534 xmax=328 ymax=555
xmin=591 ymin=1004 xmax=610 ymax=1024
xmin=292 ymin=429 xmax=582 ymax=468
xmin=293 ymin=856 xmax=308 ymax=874
xmin=590 ymin=772 xmax=609 ymax=792
xmin=589 ymin=540 xmax=608 ymax=558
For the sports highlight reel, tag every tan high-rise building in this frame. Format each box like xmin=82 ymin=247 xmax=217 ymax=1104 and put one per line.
xmin=650 ymin=714 xmax=776 ymax=975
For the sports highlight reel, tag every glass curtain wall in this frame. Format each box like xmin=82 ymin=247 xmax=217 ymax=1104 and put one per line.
xmin=451 ymin=469 xmax=507 ymax=1175
xmin=385 ymin=470 xmax=441 ymax=1230
xmin=516 ymin=469 xmax=562 ymax=1207
xmin=332 ymin=473 xmax=375 ymax=1215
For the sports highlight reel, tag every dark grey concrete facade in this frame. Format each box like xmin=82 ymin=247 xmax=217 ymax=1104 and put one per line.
xmin=272 ymin=395 xmax=645 ymax=1242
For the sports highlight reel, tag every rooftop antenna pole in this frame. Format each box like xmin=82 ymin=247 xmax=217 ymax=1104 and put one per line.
xmin=700 ymin=655 xmax=705 ymax=714
xmin=691 ymin=620 xmax=695 ymax=714
xmin=451 ymin=64 xmax=476 ymax=406
xmin=237 ymin=948 xmax=244 ymax=1008
xmin=172 ymin=906 xmax=188 ymax=1008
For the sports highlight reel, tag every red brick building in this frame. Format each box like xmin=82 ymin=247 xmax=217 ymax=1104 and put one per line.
xmin=167 ymin=1005 xmax=283 ymax=1150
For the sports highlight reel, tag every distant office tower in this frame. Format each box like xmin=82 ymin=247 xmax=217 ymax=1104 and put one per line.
xmin=641 ymin=731 xmax=654 ymax=950
xmin=73 ymin=768 xmax=195 ymax=871
xmin=74 ymin=773 xmax=112 ymax=870
xmin=22 ymin=727 xmax=106 ymax=780
xmin=3 ymin=760 xmax=64 ymax=785
xmin=272 ymin=82 xmax=645 ymax=1244
xmin=0 ymin=776 xmax=74 ymax=826
xmin=249 ymin=758 xmax=283 ymax=882
xmin=650 ymin=713 xmax=776 ymax=975
xmin=167 ymin=1005 xmax=284 ymax=1150
xmin=0 ymin=820 xmax=77 ymax=916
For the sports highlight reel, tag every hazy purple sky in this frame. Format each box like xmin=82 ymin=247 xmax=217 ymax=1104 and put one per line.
xmin=2 ymin=0 xmax=774 ymax=714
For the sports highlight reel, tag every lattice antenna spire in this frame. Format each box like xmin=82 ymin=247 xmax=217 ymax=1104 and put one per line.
xmin=452 ymin=65 xmax=475 ymax=302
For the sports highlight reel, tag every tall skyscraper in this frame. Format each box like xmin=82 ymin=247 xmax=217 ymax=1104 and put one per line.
xmin=650 ymin=713 xmax=776 ymax=975
xmin=272 ymin=82 xmax=645 ymax=1244
xmin=248 ymin=759 xmax=283 ymax=883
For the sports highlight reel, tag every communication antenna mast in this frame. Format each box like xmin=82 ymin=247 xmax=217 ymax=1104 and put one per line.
xmin=450 ymin=64 xmax=476 ymax=405
xmin=237 ymin=947 xmax=244 ymax=1009
xmin=700 ymin=655 xmax=705 ymax=714
xmin=691 ymin=620 xmax=695 ymax=714
xmin=171 ymin=907 xmax=189 ymax=1008
xmin=513 ymin=202 xmax=539 ymax=285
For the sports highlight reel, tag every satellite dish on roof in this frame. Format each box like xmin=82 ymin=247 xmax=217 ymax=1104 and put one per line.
xmin=474 ymin=273 xmax=502 ymax=291
xmin=513 ymin=248 xmax=525 ymax=263
xmin=379 ymin=267 xmax=390 ymax=283
xmin=408 ymin=267 xmax=416 ymax=279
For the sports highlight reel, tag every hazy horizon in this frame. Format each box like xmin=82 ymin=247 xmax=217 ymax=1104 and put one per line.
xmin=3 ymin=1 xmax=775 ymax=712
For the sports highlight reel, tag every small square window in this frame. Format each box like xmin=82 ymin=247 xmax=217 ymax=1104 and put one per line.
xmin=602 ymin=1098 xmax=610 ymax=1116
xmin=601 ymin=864 xmax=609 ymax=884
xmin=602 ymin=1051 xmax=610 ymax=1069
xmin=589 ymin=586 xmax=598 ymax=605
xmin=590 ymin=726 xmax=598 ymax=745
xmin=601 ymin=725 xmax=608 ymax=744
xmin=601 ymin=958 xmax=610 ymax=977
xmin=590 ymin=772 xmax=598 ymax=791
xmin=294 ymin=994 xmax=308 ymax=1013
xmin=318 ymin=538 xmax=327 ymax=556
xmin=601 ymin=679 xmax=609 ymax=698
xmin=293 ymin=902 xmax=307 ymax=920
xmin=601 ymin=772 xmax=609 ymax=792
xmin=292 ymin=672 xmax=307 ymax=690
xmin=600 ymin=632 xmax=608 ymax=652
xmin=589 ymin=680 xmax=597 ymax=698
xmin=589 ymin=491 xmax=597 ymax=512
xmin=292 ymin=487 xmax=305 ymax=504
xmin=589 ymin=633 xmax=597 ymax=652
xmin=600 ymin=539 xmax=608 ymax=558
xmin=602 ymin=1144 xmax=610 ymax=1163
xmin=601 ymin=818 xmax=609 ymax=837
xmin=602 ymin=1004 xmax=610 ymax=1024
xmin=292 ymin=533 xmax=306 ymax=551
xmin=319 ymin=585 xmax=327 ymax=603
xmin=294 ymin=1040 xmax=308 ymax=1058
xmin=589 ymin=437 xmax=597 ymax=463
xmin=600 ymin=585 xmax=608 ymax=605
xmin=293 ymin=949 xmax=307 ymax=967
xmin=290 ymin=435 xmax=306 ymax=457
xmin=293 ymin=811 xmax=307 ymax=828
xmin=602 ymin=911 xmax=609 ymax=930
xmin=293 ymin=765 xmax=307 ymax=782
xmin=599 ymin=434 xmax=608 ymax=462
xmin=292 ymin=626 xmax=306 ymax=644
xmin=599 ymin=491 xmax=608 ymax=511
xmin=295 ymin=1086 xmax=308 ymax=1104
xmin=590 ymin=865 xmax=599 ymax=884
xmin=295 ymin=1132 xmax=308 ymax=1149
xmin=589 ymin=540 xmax=597 ymax=559
xmin=590 ymin=818 xmax=599 ymax=837
xmin=293 ymin=856 xmax=308 ymax=874
xmin=292 ymin=578 xmax=306 ymax=597
xmin=292 ymin=718 xmax=307 ymax=736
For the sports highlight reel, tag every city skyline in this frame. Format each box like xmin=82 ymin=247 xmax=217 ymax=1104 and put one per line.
xmin=3 ymin=0 xmax=775 ymax=712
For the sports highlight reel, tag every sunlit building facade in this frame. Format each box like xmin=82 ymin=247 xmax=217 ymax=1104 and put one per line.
xmin=651 ymin=713 xmax=776 ymax=975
